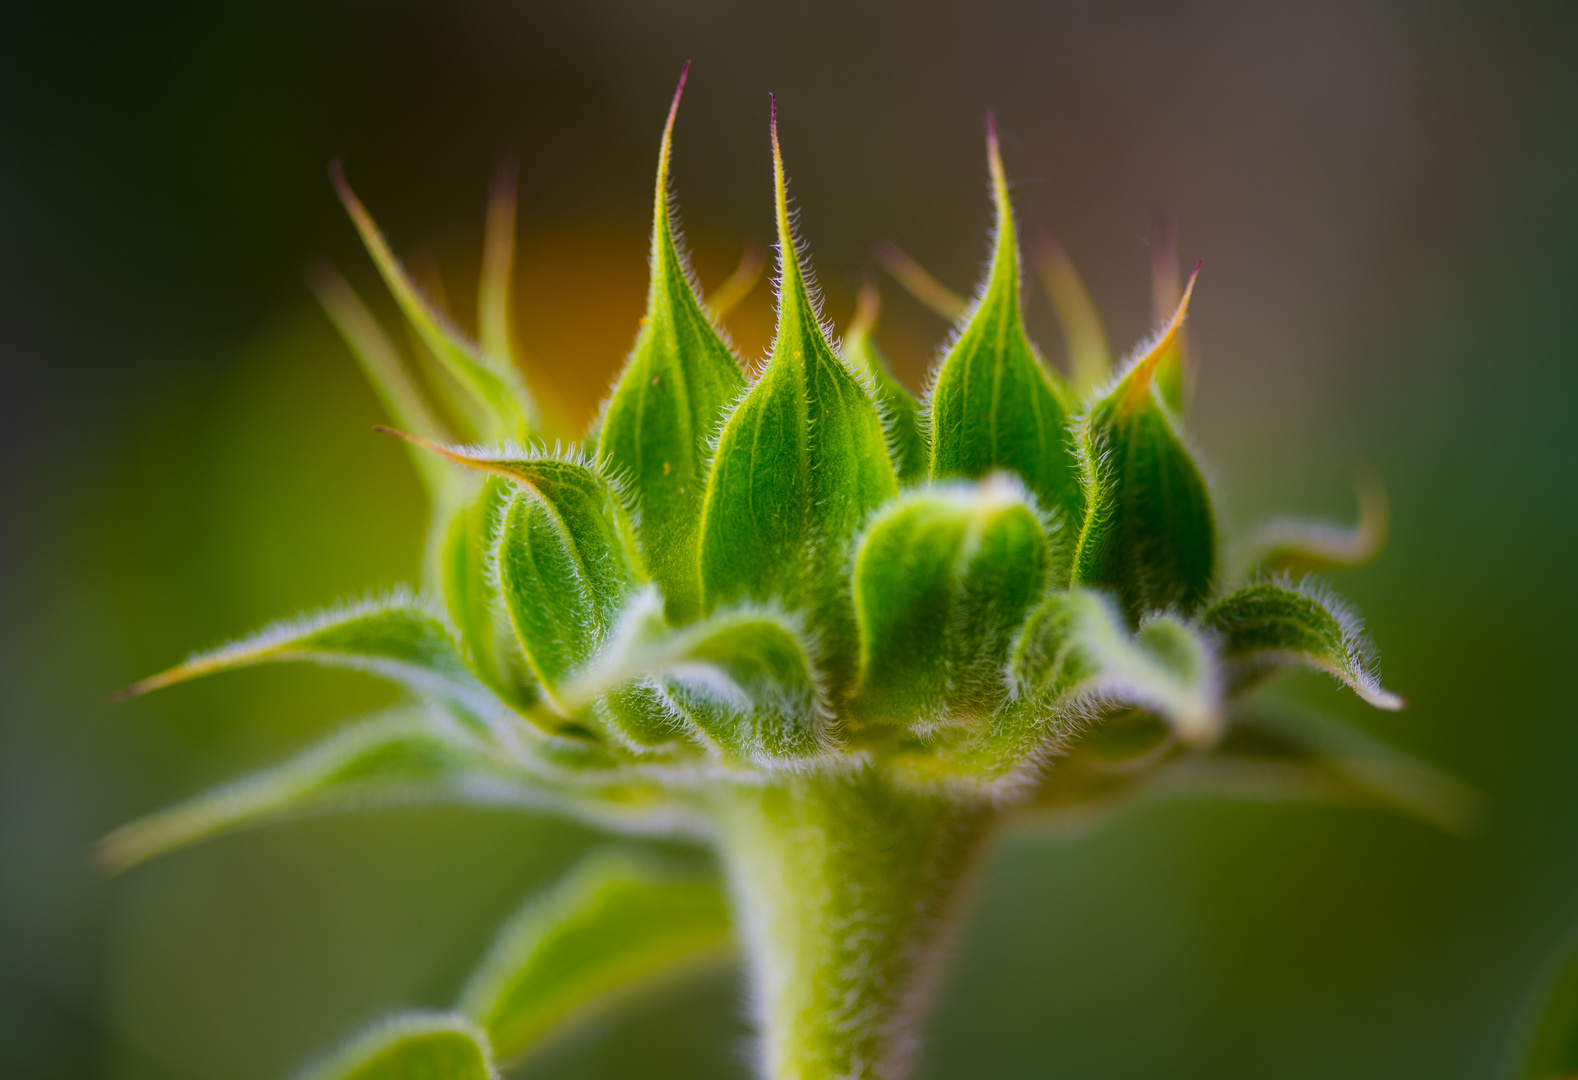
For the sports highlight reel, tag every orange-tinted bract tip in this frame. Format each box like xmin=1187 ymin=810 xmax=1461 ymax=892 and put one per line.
xmin=666 ymin=62 xmax=690 ymax=135
xmin=1122 ymin=263 xmax=1200 ymax=408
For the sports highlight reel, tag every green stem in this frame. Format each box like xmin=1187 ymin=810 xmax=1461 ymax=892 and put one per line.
xmin=711 ymin=767 xmax=996 ymax=1080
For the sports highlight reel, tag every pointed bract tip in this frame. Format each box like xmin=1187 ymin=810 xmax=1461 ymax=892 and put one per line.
xmin=1365 ymin=687 xmax=1407 ymax=712
xmin=1123 ymin=263 xmax=1200 ymax=406
xmin=985 ymin=113 xmax=1006 ymax=190
xmin=374 ymin=427 xmax=531 ymax=486
xmin=107 ymin=681 xmax=146 ymax=705
xmin=488 ymin=159 xmax=519 ymax=202
xmin=666 ymin=62 xmax=690 ymax=136
xmin=768 ymin=94 xmax=797 ymax=288
xmin=328 ymin=157 xmax=354 ymax=204
xmin=374 ymin=425 xmax=455 ymax=461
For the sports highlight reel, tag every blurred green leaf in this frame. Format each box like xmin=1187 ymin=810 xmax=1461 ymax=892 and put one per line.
xmin=309 ymin=263 xmax=453 ymax=497
xmin=332 ymin=162 xmax=534 ymax=440
xmin=98 ymin=712 xmax=515 ymax=873
xmin=928 ymin=118 xmax=1081 ymax=531
xmin=870 ymin=237 xmax=969 ymax=322
xmin=1033 ymin=237 xmax=1112 ymax=394
xmin=460 ymin=852 xmax=733 ymax=1064
xmin=478 ymin=164 xmax=522 ymax=377
xmin=852 ymin=477 xmax=1050 ymax=724
xmin=1510 ymin=927 xmax=1578 ymax=1079
xmin=299 ymin=1013 xmax=496 ymax=1080
xmin=1204 ymin=579 xmax=1403 ymax=710
xmin=599 ymin=70 xmax=748 ymax=624
xmin=1149 ymin=213 xmax=1190 ymax=415
xmin=1071 ymin=272 xmax=1215 ymax=622
xmin=704 ymin=240 xmax=766 ymax=321
xmin=1233 ymin=469 xmax=1390 ymax=578
xmin=698 ymin=103 xmax=896 ymax=689
xmin=842 ymin=283 xmax=928 ymax=485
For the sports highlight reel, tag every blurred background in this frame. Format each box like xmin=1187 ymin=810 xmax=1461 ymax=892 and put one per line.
xmin=2 ymin=1 xmax=1576 ymax=1077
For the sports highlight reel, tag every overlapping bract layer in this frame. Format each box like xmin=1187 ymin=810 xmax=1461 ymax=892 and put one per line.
xmin=119 ymin=75 xmax=1419 ymax=798
xmin=110 ymin=73 xmax=1456 ymax=1077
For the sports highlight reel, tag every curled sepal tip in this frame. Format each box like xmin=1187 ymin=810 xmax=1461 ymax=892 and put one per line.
xmin=928 ymin=116 xmax=1082 ymax=530
xmin=697 ymin=99 xmax=896 ymax=687
xmin=1071 ymin=268 xmax=1215 ymax=622
xmin=1203 ymin=578 xmax=1403 ymax=710
xmin=598 ymin=64 xmax=746 ymax=624
xmin=1234 ymin=468 xmax=1390 ymax=579
xmin=460 ymin=852 xmax=733 ymax=1064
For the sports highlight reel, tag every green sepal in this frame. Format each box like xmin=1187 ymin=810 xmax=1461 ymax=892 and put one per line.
xmin=393 ymin=435 xmax=645 ymax=704
xmin=96 ymin=711 xmax=515 ymax=874
xmin=843 ymin=283 xmax=928 ymax=485
xmin=698 ymin=103 xmax=896 ymax=688
xmin=298 ymin=1013 xmax=496 ymax=1080
xmin=332 ymin=162 xmax=535 ymax=440
xmin=460 ymin=852 xmax=733 ymax=1064
xmin=599 ymin=70 xmax=747 ymax=623
xmin=113 ymin=591 xmax=504 ymax=721
xmin=492 ymin=460 xmax=643 ymax=700
xmin=851 ymin=476 xmax=1051 ymax=725
xmin=927 ymin=119 xmax=1081 ymax=529
xmin=1011 ymin=588 xmax=1222 ymax=743
xmin=1071 ymin=273 xmax=1215 ymax=622
xmin=567 ymin=590 xmax=832 ymax=766
xmin=439 ymin=477 xmax=540 ymax=713
xmin=1202 ymin=579 xmax=1403 ymax=710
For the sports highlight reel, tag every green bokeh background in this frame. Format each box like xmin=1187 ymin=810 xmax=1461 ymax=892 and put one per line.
xmin=2 ymin=2 xmax=1576 ymax=1077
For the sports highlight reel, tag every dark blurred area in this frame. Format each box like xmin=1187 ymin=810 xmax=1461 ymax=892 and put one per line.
xmin=2 ymin=1 xmax=1576 ymax=1077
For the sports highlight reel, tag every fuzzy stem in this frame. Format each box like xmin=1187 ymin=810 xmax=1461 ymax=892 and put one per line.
xmin=712 ymin=767 xmax=995 ymax=1080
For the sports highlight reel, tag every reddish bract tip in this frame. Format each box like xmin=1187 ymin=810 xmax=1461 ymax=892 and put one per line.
xmin=666 ymin=62 xmax=690 ymax=134
xmin=327 ymin=158 xmax=370 ymax=227
xmin=983 ymin=112 xmax=1008 ymax=203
